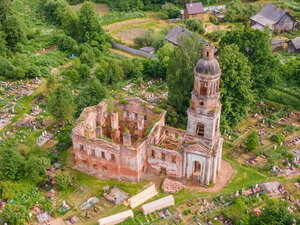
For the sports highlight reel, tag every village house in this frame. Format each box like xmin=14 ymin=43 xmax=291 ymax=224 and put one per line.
xmin=72 ymin=45 xmax=223 ymax=186
xmin=287 ymin=37 xmax=300 ymax=53
xmin=183 ymin=1 xmax=204 ymax=19
xmin=250 ymin=3 xmax=298 ymax=32
xmin=165 ymin=25 xmax=205 ymax=46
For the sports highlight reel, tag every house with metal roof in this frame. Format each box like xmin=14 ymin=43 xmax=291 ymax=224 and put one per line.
xmin=287 ymin=37 xmax=300 ymax=53
xmin=250 ymin=3 xmax=298 ymax=32
xmin=165 ymin=25 xmax=205 ymax=46
xmin=183 ymin=1 xmax=204 ymax=19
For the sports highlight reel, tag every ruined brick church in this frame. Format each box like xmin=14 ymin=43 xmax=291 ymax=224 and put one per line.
xmin=72 ymin=45 xmax=223 ymax=185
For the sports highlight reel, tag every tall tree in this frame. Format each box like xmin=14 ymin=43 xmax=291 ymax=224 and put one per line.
xmin=166 ymin=33 xmax=203 ymax=114
xmin=75 ymin=77 xmax=107 ymax=117
xmin=0 ymin=148 xmax=24 ymax=181
xmin=79 ymin=1 xmax=111 ymax=50
xmin=220 ymin=28 xmax=279 ymax=96
xmin=62 ymin=6 xmax=80 ymax=39
xmin=3 ymin=15 xmax=27 ymax=50
xmin=25 ymin=156 xmax=51 ymax=183
xmin=0 ymin=24 xmax=7 ymax=56
xmin=219 ymin=44 xmax=254 ymax=128
xmin=249 ymin=199 xmax=296 ymax=225
xmin=0 ymin=0 xmax=12 ymax=24
xmin=47 ymin=84 xmax=75 ymax=121
xmin=245 ymin=131 xmax=259 ymax=151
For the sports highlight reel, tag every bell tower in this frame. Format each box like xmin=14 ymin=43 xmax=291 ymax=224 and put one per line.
xmin=186 ymin=45 xmax=222 ymax=148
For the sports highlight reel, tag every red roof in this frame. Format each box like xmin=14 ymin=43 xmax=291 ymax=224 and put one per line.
xmin=185 ymin=2 xmax=204 ymax=15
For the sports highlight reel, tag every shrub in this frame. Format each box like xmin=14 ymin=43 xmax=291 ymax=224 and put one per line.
xmin=77 ymin=64 xmax=91 ymax=80
xmin=185 ymin=19 xmax=205 ymax=34
xmin=55 ymin=171 xmax=71 ymax=190
xmin=58 ymin=35 xmax=77 ymax=52
xmin=80 ymin=50 xmax=95 ymax=68
xmin=134 ymin=29 xmax=155 ymax=47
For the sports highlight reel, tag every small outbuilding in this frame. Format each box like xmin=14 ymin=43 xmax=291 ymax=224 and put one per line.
xmin=98 ymin=210 xmax=134 ymax=225
xmin=140 ymin=46 xmax=156 ymax=54
xmin=271 ymin=39 xmax=285 ymax=51
xmin=287 ymin=37 xmax=300 ymax=53
xmin=183 ymin=1 xmax=204 ymax=19
xmin=141 ymin=195 xmax=175 ymax=215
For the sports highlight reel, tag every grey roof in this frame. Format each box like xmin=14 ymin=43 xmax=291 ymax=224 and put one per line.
xmin=195 ymin=57 xmax=221 ymax=75
xmin=291 ymin=37 xmax=300 ymax=49
xmin=251 ymin=23 xmax=265 ymax=31
xmin=250 ymin=3 xmax=289 ymax=26
xmin=165 ymin=25 xmax=205 ymax=46
xmin=185 ymin=2 xmax=204 ymax=15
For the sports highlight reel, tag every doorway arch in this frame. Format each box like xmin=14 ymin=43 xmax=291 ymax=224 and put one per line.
xmin=193 ymin=161 xmax=201 ymax=176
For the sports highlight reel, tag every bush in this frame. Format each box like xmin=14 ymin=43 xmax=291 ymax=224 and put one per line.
xmin=80 ymin=50 xmax=95 ymax=68
xmin=134 ymin=29 xmax=155 ymax=47
xmin=58 ymin=35 xmax=78 ymax=52
xmin=209 ymin=16 xmax=220 ymax=25
xmin=185 ymin=19 xmax=205 ymax=34
xmin=206 ymin=30 xmax=225 ymax=42
xmin=245 ymin=131 xmax=259 ymax=151
xmin=77 ymin=64 xmax=91 ymax=80
xmin=55 ymin=171 xmax=71 ymax=191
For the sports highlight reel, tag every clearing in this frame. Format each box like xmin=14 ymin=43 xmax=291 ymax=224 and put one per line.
xmin=71 ymin=3 xmax=110 ymax=16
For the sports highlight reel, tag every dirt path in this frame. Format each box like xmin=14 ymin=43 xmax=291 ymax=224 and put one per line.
xmin=184 ymin=160 xmax=236 ymax=192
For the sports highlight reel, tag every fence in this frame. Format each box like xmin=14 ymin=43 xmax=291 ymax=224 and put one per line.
xmin=111 ymin=42 xmax=158 ymax=59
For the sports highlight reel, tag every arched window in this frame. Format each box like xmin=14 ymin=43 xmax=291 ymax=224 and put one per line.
xmin=200 ymin=82 xmax=208 ymax=95
xmin=196 ymin=123 xmax=204 ymax=137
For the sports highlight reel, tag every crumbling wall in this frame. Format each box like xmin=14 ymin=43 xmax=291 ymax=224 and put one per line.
xmin=147 ymin=145 xmax=182 ymax=178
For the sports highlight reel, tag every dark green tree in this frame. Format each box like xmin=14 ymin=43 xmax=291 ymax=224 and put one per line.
xmin=62 ymin=6 xmax=80 ymax=39
xmin=80 ymin=50 xmax=95 ymax=68
xmin=185 ymin=19 xmax=205 ymax=34
xmin=3 ymin=15 xmax=27 ymax=50
xmin=0 ymin=148 xmax=24 ymax=181
xmin=75 ymin=77 xmax=107 ymax=117
xmin=79 ymin=1 xmax=111 ymax=50
xmin=166 ymin=33 xmax=203 ymax=114
xmin=0 ymin=56 xmax=14 ymax=79
xmin=220 ymin=28 xmax=280 ymax=95
xmin=47 ymin=84 xmax=75 ymax=121
xmin=245 ymin=131 xmax=259 ymax=151
xmin=42 ymin=0 xmax=68 ymax=24
xmin=2 ymin=204 xmax=28 ymax=224
xmin=77 ymin=64 xmax=91 ymax=80
xmin=249 ymin=199 xmax=296 ymax=225
xmin=58 ymin=35 xmax=77 ymax=52
xmin=55 ymin=171 xmax=71 ymax=190
xmin=0 ymin=0 xmax=12 ymax=23
xmin=219 ymin=44 xmax=254 ymax=128
xmin=25 ymin=156 xmax=51 ymax=183
xmin=0 ymin=25 xmax=7 ymax=56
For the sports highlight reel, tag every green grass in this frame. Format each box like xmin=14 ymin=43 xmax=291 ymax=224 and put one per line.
xmin=100 ymin=11 xmax=146 ymax=25
xmin=219 ymin=156 xmax=268 ymax=195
